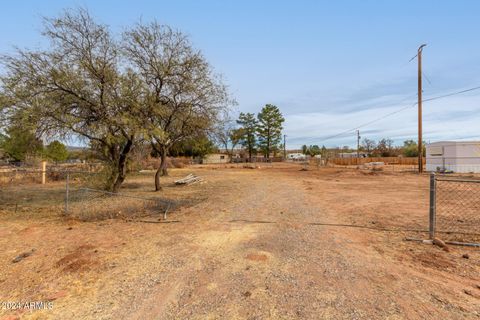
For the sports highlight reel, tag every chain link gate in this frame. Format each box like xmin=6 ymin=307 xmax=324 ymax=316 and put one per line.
xmin=429 ymin=173 xmax=480 ymax=244
xmin=63 ymin=171 xmax=173 ymax=221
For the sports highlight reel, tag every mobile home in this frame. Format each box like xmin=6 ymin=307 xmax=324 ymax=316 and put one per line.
xmin=426 ymin=141 xmax=480 ymax=173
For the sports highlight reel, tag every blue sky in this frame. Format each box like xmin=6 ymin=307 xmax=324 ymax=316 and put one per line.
xmin=1 ymin=0 xmax=480 ymax=148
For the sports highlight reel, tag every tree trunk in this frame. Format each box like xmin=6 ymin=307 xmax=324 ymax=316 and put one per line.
xmin=229 ymin=146 xmax=234 ymax=163
xmin=154 ymin=165 xmax=162 ymax=191
xmin=161 ymin=151 xmax=168 ymax=176
xmin=111 ymin=138 xmax=133 ymax=193
xmin=155 ymin=149 xmax=167 ymax=191
xmin=112 ymin=170 xmax=126 ymax=193
xmin=266 ymin=134 xmax=270 ymax=159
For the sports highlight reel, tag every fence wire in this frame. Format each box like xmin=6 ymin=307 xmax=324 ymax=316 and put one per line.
xmin=0 ymin=169 xmax=88 ymax=214
xmin=0 ymin=169 xmax=44 ymax=185
xmin=435 ymin=176 xmax=480 ymax=242
xmin=66 ymin=187 xmax=171 ymax=221
xmin=1 ymin=168 xmax=173 ymax=221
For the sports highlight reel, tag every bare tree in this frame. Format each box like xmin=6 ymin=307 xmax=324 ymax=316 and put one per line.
xmin=361 ymin=138 xmax=376 ymax=155
xmin=0 ymin=9 xmax=143 ymax=192
xmin=123 ymin=22 xmax=231 ymax=191
xmin=214 ymin=116 xmax=243 ymax=163
xmin=0 ymin=9 xmax=233 ymax=192
xmin=376 ymin=138 xmax=395 ymax=157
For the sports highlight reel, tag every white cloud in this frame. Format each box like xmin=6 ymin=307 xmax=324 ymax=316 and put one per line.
xmin=284 ymin=91 xmax=480 ymax=148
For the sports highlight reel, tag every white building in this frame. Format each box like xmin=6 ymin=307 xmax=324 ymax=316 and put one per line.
xmin=202 ymin=152 xmax=230 ymax=164
xmin=287 ymin=153 xmax=306 ymax=160
xmin=426 ymin=141 xmax=480 ymax=173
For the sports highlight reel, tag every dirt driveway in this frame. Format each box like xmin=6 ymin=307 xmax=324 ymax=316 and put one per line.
xmin=1 ymin=165 xmax=479 ymax=319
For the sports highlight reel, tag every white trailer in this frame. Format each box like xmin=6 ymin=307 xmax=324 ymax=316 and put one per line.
xmin=426 ymin=141 xmax=480 ymax=173
xmin=287 ymin=153 xmax=306 ymax=160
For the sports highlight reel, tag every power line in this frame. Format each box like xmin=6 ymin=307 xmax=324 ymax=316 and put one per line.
xmin=318 ymin=85 xmax=480 ymax=144
xmin=423 ymin=86 xmax=480 ymax=103
xmin=318 ymin=93 xmax=418 ymax=141
xmin=320 ymin=102 xmax=417 ymax=142
xmin=422 ymin=71 xmax=432 ymax=86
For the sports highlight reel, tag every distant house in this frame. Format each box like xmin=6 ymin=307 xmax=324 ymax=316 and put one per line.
xmin=202 ymin=152 xmax=230 ymax=164
xmin=200 ymin=148 xmax=245 ymax=164
xmin=426 ymin=141 xmax=480 ymax=173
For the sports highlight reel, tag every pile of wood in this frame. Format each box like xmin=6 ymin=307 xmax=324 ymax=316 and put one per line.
xmin=174 ymin=173 xmax=203 ymax=185
xmin=363 ymin=162 xmax=384 ymax=171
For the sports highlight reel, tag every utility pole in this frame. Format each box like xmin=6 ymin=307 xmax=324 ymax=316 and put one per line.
xmin=356 ymin=130 xmax=361 ymax=165
xmin=356 ymin=130 xmax=361 ymax=158
xmin=283 ymin=134 xmax=287 ymax=160
xmin=417 ymin=44 xmax=426 ymax=173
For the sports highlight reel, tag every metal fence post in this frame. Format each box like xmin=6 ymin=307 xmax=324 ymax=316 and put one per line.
xmin=429 ymin=172 xmax=436 ymax=239
xmin=65 ymin=172 xmax=69 ymax=215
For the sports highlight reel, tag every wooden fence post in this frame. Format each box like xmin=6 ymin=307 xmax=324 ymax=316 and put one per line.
xmin=41 ymin=160 xmax=47 ymax=185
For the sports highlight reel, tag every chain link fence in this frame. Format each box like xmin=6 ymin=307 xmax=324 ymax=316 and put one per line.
xmin=0 ymin=168 xmax=75 ymax=215
xmin=1 ymin=168 xmax=173 ymax=221
xmin=430 ymin=173 xmax=480 ymax=243
xmin=65 ymin=185 xmax=171 ymax=221
xmin=0 ymin=168 xmax=46 ymax=185
xmin=62 ymin=170 xmax=174 ymax=221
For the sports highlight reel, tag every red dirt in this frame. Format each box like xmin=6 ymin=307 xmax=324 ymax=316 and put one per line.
xmin=55 ymin=244 xmax=97 ymax=273
xmin=1 ymin=164 xmax=480 ymax=319
xmin=245 ymin=253 xmax=268 ymax=262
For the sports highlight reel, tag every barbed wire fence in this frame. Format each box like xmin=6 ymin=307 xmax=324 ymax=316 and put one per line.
xmin=429 ymin=173 xmax=480 ymax=244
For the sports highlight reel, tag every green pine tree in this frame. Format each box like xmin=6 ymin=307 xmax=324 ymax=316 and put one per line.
xmin=237 ymin=112 xmax=258 ymax=161
xmin=257 ymin=104 xmax=285 ymax=158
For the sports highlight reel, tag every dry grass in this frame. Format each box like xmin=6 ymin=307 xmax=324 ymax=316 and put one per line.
xmin=0 ymin=169 xmax=208 ymax=221
xmin=1 ymin=164 xmax=480 ymax=319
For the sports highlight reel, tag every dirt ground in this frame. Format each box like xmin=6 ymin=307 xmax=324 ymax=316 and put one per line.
xmin=1 ymin=163 xmax=480 ymax=319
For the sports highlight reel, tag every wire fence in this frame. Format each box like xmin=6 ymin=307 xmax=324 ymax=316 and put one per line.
xmin=1 ymin=169 xmax=75 ymax=215
xmin=193 ymin=157 xmax=284 ymax=165
xmin=0 ymin=168 xmax=46 ymax=185
xmin=331 ymin=156 xmax=424 ymax=166
xmin=0 ymin=168 xmax=173 ymax=221
xmin=66 ymin=186 xmax=171 ymax=221
xmin=430 ymin=173 xmax=480 ymax=243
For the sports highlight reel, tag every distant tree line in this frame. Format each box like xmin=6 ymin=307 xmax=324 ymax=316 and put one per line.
xmin=301 ymin=145 xmax=327 ymax=157
xmin=360 ymin=138 xmax=426 ymax=157
xmin=296 ymin=138 xmax=426 ymax=159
